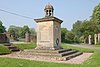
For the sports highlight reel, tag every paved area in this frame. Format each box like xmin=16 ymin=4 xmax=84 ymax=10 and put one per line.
xmin=67 ymin=44 xmax=100 ymax=50
xmin=0 ymin=51 xmax=93 ymax=64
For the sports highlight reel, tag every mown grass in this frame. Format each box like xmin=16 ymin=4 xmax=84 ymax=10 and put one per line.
xmin=62 ymin=43 xmax=94 ymax=52
xmin=0 ymin=44 xmax=11 ymax=55
xmin=0 ymin=43 xmax=100 ymax=67
xmin=13 ymin=43 xmax=36 ymax=50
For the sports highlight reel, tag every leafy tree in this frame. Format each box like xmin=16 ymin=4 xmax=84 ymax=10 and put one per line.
xmin=8 ymin=25 xmax=21 ymax=37
xmin=61 ymin=28 xmax=68 ymax=43
xmin=91 ymin=4 xmax=100 ymax=24
xmin=0 ymin=20 xmax=6 ymax=33
xmin=65 ymin=31 xmax=75 ymax=43
xmin=20 ymin=25 xmax=30 ymax=38
xmin=72 ymin=20 xmax=82 ymax=37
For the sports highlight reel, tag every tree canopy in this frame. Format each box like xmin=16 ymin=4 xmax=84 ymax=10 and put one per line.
xmin=0 ymin=20 xmax=6 ymax=33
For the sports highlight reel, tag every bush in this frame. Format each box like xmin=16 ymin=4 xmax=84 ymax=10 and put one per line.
xmin=0 ymin=44 xmax=11 ymax=55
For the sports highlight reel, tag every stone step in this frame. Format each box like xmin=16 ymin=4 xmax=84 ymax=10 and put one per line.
xmin=7 ymin=46 xmax=17 ymax=49
xmin=25 ymin=49 xmax=72 ymax=54
xmin=60 ymin=50 xmax=78 ymax=57
xmin=3 ymin=43 xmax=20 ymax=52
xmin=57 ymin=49 xmax=72 ymax=53
xmin=21 ymin=51 xmax=61 ymax=57
xmin=10 ymin=48 xmax=20 ymax=52
xmin=4 ymin=43 xmax=11 ymax=46
xmin=64 ymin=52 xmax=83 ymax=60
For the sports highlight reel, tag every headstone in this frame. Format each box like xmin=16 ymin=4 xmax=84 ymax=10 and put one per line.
xmin=98 ymin=33 xmax=100 ymax=41
xmin=94 ymin=34 xmax=98 ymax=44
xmin=88 ymin=35 xmax=92 ymax=44
xmin=34 ymin=3 xmax=63 ymax=50
xmin=25 ymin=32 xmax=30 ymax=42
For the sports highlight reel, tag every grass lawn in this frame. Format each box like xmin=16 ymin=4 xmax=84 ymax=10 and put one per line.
xmin=13 ymin=43 xmax=36 ymax=50
xmin=0 ymin=44 xmax=10 ymax=55
xmin=0 ymin=43 xmax=100 ymax=67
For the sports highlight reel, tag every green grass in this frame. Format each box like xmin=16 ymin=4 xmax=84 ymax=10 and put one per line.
xmin=62 ymin=43 xmax=94 ymax=52
xmin=13 ymin=43 xmax=36 ymax=50
xmin=0 ymin=43 xmax=100 ymax=67
xmin=0 ymin=44 xmax=11 ymax=55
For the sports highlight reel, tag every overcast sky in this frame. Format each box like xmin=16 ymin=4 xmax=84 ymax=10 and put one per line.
xmin=0 ymin=0 xmax=100 ymax=30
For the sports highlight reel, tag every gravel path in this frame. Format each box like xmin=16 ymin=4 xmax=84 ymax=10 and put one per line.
xmin=0 ymin=51 xmax=93 ymax=64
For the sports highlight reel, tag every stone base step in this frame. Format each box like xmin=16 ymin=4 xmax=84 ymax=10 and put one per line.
xmin=3 ymin=43 xmax=20 ymax=52
xmin=25 ymin=49 xmax=72 ymax=54
xmin=21 ymin=49 xmax=83 ymax=60
xmin=61 ymin=50 xmax=78 ymax=57
xmin=64 ymin=52 xmax=83 ymax=60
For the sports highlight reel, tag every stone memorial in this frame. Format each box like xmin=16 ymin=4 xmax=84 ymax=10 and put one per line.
xmin=35 ymin=3 xmax=63 ymax=50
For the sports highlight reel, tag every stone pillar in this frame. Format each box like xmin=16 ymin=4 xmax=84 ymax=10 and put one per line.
xmin=25 ymin=32 xmax=30 ymax=42
xmin=94 ymin=34 xmax=98 ymax=44
xmin=88 ymin=35 xmax=92 ymax=44
xmin=98 ymin=33 xmax=100 ymax=41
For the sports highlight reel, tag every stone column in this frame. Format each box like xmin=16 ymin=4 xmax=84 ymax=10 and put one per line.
xmin=25 ymin=32 xmax=30 ymax=42
xmin=94 ymin=34 xmax=98 ymax=44
xmin=98 ymin=33 xmax=100 ymax=41
xmin=88 ymin=35 xmax=92 ymax=45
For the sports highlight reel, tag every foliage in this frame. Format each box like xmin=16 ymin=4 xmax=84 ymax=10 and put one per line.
xmin=91 ymin=4 xmax=100 ymax=24
xmin=72 ymin=20 xmax=82 ymax=37
xmin=65 ymin=31 xmax=75 ymax=43
xmin=61 ymin=28 xmax=68 ymax=42
xmin=8 ymin=25 xmax=36 ymax=39
xmin=70 ymin=4 xmax=100 ymax=44
xmin=0 ymin=20 xmax=6 ymax=33
xmin=0 ymin=44 xmax=10 ymax=55
xmin=13 ymin=43 xmax=36 ymax=50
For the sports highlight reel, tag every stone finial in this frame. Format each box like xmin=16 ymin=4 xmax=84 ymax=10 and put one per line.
xmin=44 ymin=3 xmax=54 ymax=17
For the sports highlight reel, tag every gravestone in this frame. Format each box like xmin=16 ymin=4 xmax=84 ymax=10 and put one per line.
xmin=98 ymin=33 xmax=100 ymax=41
xmin=94 ymin=34 xmax=98 ymax=44
xmin=88 ymin=35 xmax=92 ymax=44
xmin=34 ymin=3 xmax=63 ymax=50
xmin=25 ymin=32 xmax=30 ymax=42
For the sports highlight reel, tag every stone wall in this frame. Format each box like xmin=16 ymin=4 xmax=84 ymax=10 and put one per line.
xmin=0 ymin=33 xmax=9 ymax=43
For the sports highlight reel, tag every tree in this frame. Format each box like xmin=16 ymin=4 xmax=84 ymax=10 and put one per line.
xmin=8 ymin=25 xmax=21 ymax=40
xmin=65 ymin=31 xmax=75 ymax=43
xmin=91 ymin=4 xmax=100 ymax=24
xmin=72 ymin=20 xmax=82 ymax=37
xmin=0 ymin=20 xmax=6 ymax=33
xmin=61 ymin=28 xmax=68 ymax=43
xmin=20 ymin=25 xmax=30 ymax=38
